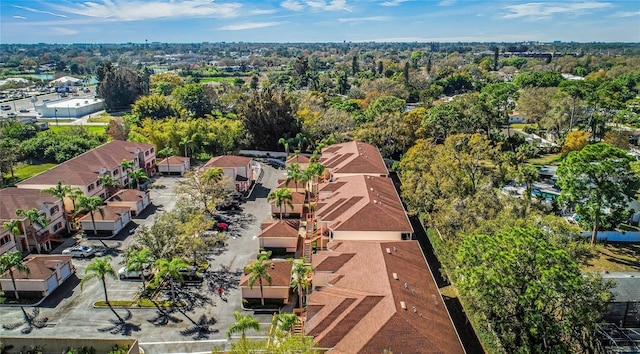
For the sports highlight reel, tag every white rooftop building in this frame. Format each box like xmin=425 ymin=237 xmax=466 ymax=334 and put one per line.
xmin=36 ymin=98 xmax=104 ymax=119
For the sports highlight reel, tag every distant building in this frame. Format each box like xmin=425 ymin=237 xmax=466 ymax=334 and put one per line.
xmin=36 ymin=98 xmax=105 ymax=119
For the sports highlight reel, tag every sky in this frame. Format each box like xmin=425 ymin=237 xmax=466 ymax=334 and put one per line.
xmin=1 ymin=0 xmax=639 ymax=44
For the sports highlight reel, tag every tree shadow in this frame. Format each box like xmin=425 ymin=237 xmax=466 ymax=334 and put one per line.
xmin=178 ymin=312 xmax=219 ymax=340
xmin=148 ymin=303 xmax=183 ymax=326
xmin=204 ymin=267 xmax=242 ymax=294
xmin=1 ymin=307 xmax=48 ymax=334
xmin=97 ymin=308 xmax=141 ymax=336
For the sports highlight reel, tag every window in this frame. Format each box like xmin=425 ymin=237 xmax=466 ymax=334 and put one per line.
xmin=96 ymin=179 xmax=102 ymax=187
xmin=53 ymin=222 xmax=63 ymax=232
xmin=0 ymin=235 xmax=11 ymax=246
xmin=49 ymin=205 xmax=60 ymax=215
xmin=87 ymin=183 xmax=94 ymax=191
xmin=113 ymin=169 xmax=119 ymax=176
xmin=150 ymin=147 xmax=155 ymax=154
xmin=145 ymin=151 xmax=149 ymax=156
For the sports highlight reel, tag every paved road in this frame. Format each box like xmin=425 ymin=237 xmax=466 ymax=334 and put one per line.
xmin=0 ymin=163 xmax=286 ymax=353
xmin=1 ymin=87 xmax=96 ymax=120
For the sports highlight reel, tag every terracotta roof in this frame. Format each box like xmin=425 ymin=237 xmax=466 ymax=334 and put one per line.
xmin=17 ymin=140 xmax=154 ymax=187
xmin=306 ymin=241 xmax=464 ymax=354
xmin=240 ymin=259 xmax=292 ymax=287
xmin=106 ymin=189 xmax=146 ymax=202
xmin=316 ymin=175 xmax=413 ymax=233
xmin=0 ymin=187 xmax=59 ymax=222
xmin=258 ymin=220 xmax=300 ymax=238
xmin=0 ymin=254 xmax=72 ymax=280
xmin=203 ymin=155 xmax=252 ymax=169
xmin=286 ymin=154 xmax=311 ymax=164
xmin=277 ymin=178 xmax=306 ymax=191
xmin=270 ymin=190 xmax=305 ymax=205
xmin=157 ymin=156 xmax=189 ymax=166
xmin=319 ymin=141 xmax=387 ymax=176
xmin=78 ymin=205 xmax=129 ymax=222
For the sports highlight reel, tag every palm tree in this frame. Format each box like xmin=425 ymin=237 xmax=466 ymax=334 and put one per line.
xmin=292 ymin=133 xmax=309 ymax=153
xmin=41 ymin=181 xmax=72 ymax=234
xmin=15 ymin=208 xmax=48 ymax=254
xmin=80 ymin=256 xmax=122 ymax=321
xmin=226 ymin=311 xmax=260 ymax=339
xmin=289 ymin=259 xmax=314 ymax=309
xmin=246 ymin=254 xmax=273 ymax=307
xmin=2 ymin=219 xmax=22 ymax=250
xmin=286 ymin=163 xmax=303 ymax=193
xmin=278 ymin=137 xmax=291 ymax=158
xmin=67 ymin=188 xmax=84 ymax=229
xmin=267 ymin=188 xmax=293 ymax=220
xmin=128 ymin=169 xmax=149 ymax=190
xmin=126 ymin=248 xmax=152 ymax=290
xmin=158 ymin=147 xmax=174 ymax=176
xmin=275 ymin=313 xmax=300 ymax=332
xmin=0 ymin=251 xmax=30 ymax=300
xmin=75 ymin=196 xmax=104 ymax=236
xmin=154 ymin=257 xmax=189 ymax=305
xmin=180 ymin=137 xmax=192 ymax=158
xmin=121 ymin=159 xmax=134 ymax=174
xmin=97 ymin=175 xmax=120 ymax=198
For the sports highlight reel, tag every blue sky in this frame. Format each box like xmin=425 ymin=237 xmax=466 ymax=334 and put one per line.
xmin=1 ymin=0 xmax=638 ymax=44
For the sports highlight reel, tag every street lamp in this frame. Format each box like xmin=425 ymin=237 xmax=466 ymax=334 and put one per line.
xmin=54 ymin=108 xmax=58 ymax=126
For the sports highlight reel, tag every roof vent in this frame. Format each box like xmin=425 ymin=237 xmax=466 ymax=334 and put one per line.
xmin=386 ymin=248 xmax=391 ymax=254
xmin=400 ymin=301 xmax=407 ymax=310
xmin=404 ymin=282 xmax=408 ymax=289
xmin=412 ymin=307 xmax=417 ymax=313
xmin=392 ymin=272 xmax=398 ymax=280
xmin=393 ymin=246 xmax=397 ymax=252
xmin=373 ymin=200 xmax=377 ymax=204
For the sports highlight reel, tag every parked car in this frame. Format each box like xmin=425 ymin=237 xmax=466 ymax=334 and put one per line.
xmin=6 ymin=112 xmax=17 ymax=118
xmin=212 ymin=222 xmax=228 ymax=231
xmin=212 ymin=214 xmax=231 ymax=224
xmin=62 ymin=245 xmax=95 ymax=258
xmin=0 ymin=105 xmax=10 ymax=111
xmin=19 ymin=109 xmax=29 ymax=113
xmin=216 ymin=200 xmax=241 ymax=211
xmin=118 ymin=266 xmax=152 ymax=280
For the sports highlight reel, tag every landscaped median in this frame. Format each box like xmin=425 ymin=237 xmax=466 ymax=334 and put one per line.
xmin=93 ymin=299 xmax=185 ymax=308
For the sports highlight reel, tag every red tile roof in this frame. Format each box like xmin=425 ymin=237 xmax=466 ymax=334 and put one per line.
xmin=277 ymin=178 xmax=306 ymax=191
xmin=320 ymin=141 xmax=387 ymax=176
xmin=17 ymin=140 xmax=154 ymax=187
xmin=240 ymin=259 xmax=292 ymax=287
xmin=316 ymin=175 xmax=412 ymax=233
xmin=78 ymin=205 xmax=129 ymax=222
xmin=157 ymin=156 xmax=189 ymax=166
xmin=106 ymin=189 xmax=146 ymax=202
xmin=258 ymin=220 xmax=300 ymax=238
xmin=0 ymin=188 xmax=59 ymax=223
xmin=203 ymin=155 xmax=252 ymax=169
xmin=286 ymin=154 xmax=311 ymax=164
xmin=0 ymin=254 xmax=72 ymax=280
xmin=306 ymin=241 xmax=464 ymax=354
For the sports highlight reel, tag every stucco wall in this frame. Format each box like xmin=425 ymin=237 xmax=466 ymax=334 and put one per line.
xmin=332 ymin=230 xmax=402 ymax=241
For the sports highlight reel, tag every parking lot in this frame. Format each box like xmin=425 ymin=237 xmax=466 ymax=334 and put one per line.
xmin=0 ymin=162 xmax=286 ymax=353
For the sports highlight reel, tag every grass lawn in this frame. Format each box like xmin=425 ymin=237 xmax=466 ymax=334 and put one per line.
xmin=49 ymin=125 xmax=106 ymax=135
xmin=528 ymin=153 xmax=562 ymax=166
xmin=510 ymin=123 xmax=538 ymax=130
xmin=11 ymin=162 xmax=56 ymax=181
xmin=87 ymin=114 xmax=112 ymax=123
xmin=582 ymin=242 xmax=640 ymax=272
xmin=200 ymin=77 xmax=236 ymax=84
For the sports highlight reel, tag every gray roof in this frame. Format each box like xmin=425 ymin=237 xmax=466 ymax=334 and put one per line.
xmin=601 ymin=272 xmax=640 ymax=302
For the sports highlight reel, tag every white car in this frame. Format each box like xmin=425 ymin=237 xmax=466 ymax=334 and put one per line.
xmin=62 ymin=245 xmax=95 ymax=258
xmin=118 ymin=266 xmax=152 ymax=280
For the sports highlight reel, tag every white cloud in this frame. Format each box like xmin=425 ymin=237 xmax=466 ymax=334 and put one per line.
xmin=380 ymin=0 xmax=408 ymax=7
xmin=12 ymin=5 xmax=67 ymax=18
xmin=251 ymin=9 xmax=277 ymax=15
xmin=611 ymin=10 xmax=640 ymax=17
xmin=49 ymin=27 xmax=80 ymax=35
xmin=502 ymin=2 xmax=612 ymax=20
xmin=306 ymin=0 xmax=351 ymax=12
xmin=281 ymin=0 xmax=305 ymax=11
xmin=50 ymin=0 xmax=242 ymax=21
xmin=337 ymin=16 xmax=390 ymax=23
xmin=13 ymin=16 xmax=27 ymax=20
xmin=438 ymin=0 xmax=456 ymax=6
xmin=219 ymin=21 xmax=284 ymax=30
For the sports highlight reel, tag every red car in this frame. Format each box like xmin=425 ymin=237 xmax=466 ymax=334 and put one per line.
xmin=213 ymin=222 xmax=228 ymax=231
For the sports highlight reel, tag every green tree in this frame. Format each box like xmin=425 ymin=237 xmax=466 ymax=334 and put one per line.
xmin=15 ymin=208 xmax=48 ymax=253
xmin=75 ymin=196 xmax=105 ymax=236
xmin=245 ymin=255 xmax=274 ymax=307
xmin=480 ymin=82 xmax=519 ymax=137
xmin=275 ymin=313 xmax=299 ymax=332
xmin=227 ymin=311 xmax=260 ymax=339
xmin=2 ymin=219 xmax=22 ymax=248
xmin=0 ymin=251 xmax=30 ymax=300
xmin=289 ymin=259 xmax=313 ymax=309
xmin=128 ymin=169 xmax=149 ymax=189
xmin=97 ymin=64 xmax=145 ymax=111
xmin=80 ymin=256 xmax=123 ymax=321
xmin=557 ymin=143 xmax=640 ymax=244
xmin=41 ymin=181 xmax=72 ymax=233
xmin=154 ymin=257 xmax=189 ymax=305
xmin=125 ymin=248 xmax=152 ymax=289
xmin=267 ymin=188 xmax=294 ymax=220
xmin=171 ymin=83 xmax=217 ymax=117
xmin=121 ymin=159 xmax=134 ymax=174
xmin=131 ymin=94 xmax=177 ymax=121
xmin=455 ymin=226 xmax=611 ymax=353
xmin=157 ymin=147 xmax=174 ymax=176
xmin=175 ymin=168 xmax=229 ymax=215
xmin=238 ymin=87 xmax=300 ymax=150
xmin=97 ymin=174 xmax=120 ymax=198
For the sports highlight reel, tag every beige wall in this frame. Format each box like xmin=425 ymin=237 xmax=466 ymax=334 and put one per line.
xmin=242 ymin=286 xmax=290 ymax=302
xmin=0 ymin=278 xmax=48 ymax=292
xmin=260 ymin=237 xmax=299 ymax=252
xmin=332 ymin=230 xmax=402 ymax=241
xmin=107 ymin=200 xmax=143 ymax=215
xmin=271 ymin=203 xmax=303 ymax=216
